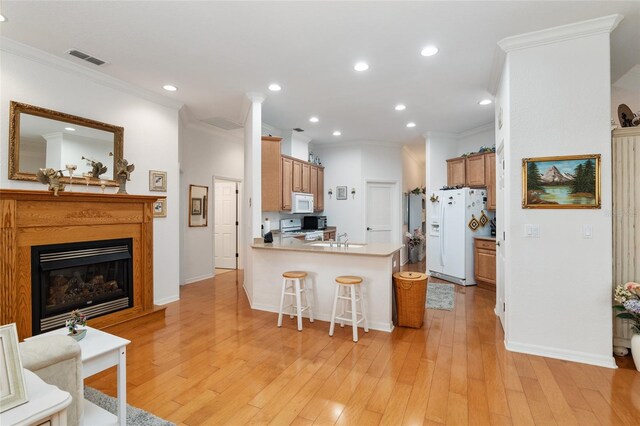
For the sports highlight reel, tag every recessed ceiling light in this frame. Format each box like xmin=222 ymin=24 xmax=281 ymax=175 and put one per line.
xmin=0 ymin=14 xmax=7 ymax=22
xmin=309 ymin=117 xmax=319 ymax=123
xmin=478 ymin=99 xmax=492 ymax=106
xmin=354 ymin=62 xmax=369 ymax=72
xmin=268 ymin=83 xmax=281 ymax=92
xmin=421 ymin=46 xmax=439 ymax=57
xmin=406 ymin=122 xmax=416 ymax=128
xmin=64 ymin=127 xmax=76 ymax=131
xmin=162 ymin=84 xmax=178 ymax=92
xmin=333 ymin=130 xmax=341 ymax=136
xmin=395 ymin=104 xmax=406 ymax=111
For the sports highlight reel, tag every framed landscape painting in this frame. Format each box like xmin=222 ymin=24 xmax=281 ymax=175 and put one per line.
xmin=522 ymin=154 xmax=601 ymax=209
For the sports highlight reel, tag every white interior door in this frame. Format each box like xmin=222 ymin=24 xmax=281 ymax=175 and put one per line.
xmin=366 ymin=182 xmax=396 ymax=244
xmin=496 ymin=143 xmax=506 ymax=329
xmin=214 ymin=180 xmax=238 ymax=269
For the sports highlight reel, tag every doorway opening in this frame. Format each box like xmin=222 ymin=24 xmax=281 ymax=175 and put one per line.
xmin=214 ymin=178 xmax=240 ymax=274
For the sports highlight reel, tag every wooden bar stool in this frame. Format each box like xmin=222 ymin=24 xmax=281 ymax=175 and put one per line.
xmin=329 ymin=275 xmax=369 ymax=342
xmin=277 ymin=271 xmax=314 ymax=331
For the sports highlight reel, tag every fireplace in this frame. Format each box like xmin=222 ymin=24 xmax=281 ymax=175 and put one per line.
xmin=31 ymin=238 xmax=134 ymax=335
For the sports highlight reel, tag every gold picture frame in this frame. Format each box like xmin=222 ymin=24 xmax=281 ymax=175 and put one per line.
xmin=522 ymin=154 xmax=601 ymax=209
xmin=153 ymin=198 xmax=167 ymax=218
xmin=149 ymin=170 xmax=167 ymax=192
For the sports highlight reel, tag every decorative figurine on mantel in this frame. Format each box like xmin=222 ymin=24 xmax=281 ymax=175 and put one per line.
xmin=115 ymin=158 xmax=135 ymax=194
xmin=82 ymin=156 xmax=108 ymax=179
xmin=36 ymin=168 xmax=65 ymax=196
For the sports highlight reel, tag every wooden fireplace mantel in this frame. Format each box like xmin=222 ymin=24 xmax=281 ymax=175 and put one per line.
xmin=0 ymin=189 xmax=166 ymax=339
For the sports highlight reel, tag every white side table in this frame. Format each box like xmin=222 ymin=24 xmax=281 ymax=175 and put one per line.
xmin=0 ymin=369 xmax=71 ymax=426
xmin=26 ymin=327 xmax=130 ymax=426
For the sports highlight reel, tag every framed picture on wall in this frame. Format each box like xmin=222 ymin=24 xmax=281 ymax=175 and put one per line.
xmin=153 ymin=198 xmax=167 ymax=218
xmin=336 ymin=186 xmax=348 ymax=200
xmin=522 ymin=154 xmax=601 ymax=209
xmin=191 ymin=197 xmax=202 ymax=215
xmin=149 ymin=170 xmax=167 ymax=192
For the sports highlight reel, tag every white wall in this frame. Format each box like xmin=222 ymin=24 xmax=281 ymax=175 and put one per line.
xmin=0 ymin=40 xmax=181 ymax=305
xmin=179 ymin=115 xmax=244 ymax=284
xmin=281 ymin=130 xmax=311 ymax=161
xmin=424 ymin=132 xmax=458 ymax=197
xmin=312 ymin=143 xmax=403 ymax=246
xmin=402 ymin=145 xmax=426 ymax=264
xmin=500 ymin=19 xmax=617 ymax=367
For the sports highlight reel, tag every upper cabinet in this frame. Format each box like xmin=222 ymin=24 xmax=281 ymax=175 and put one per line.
xmin=485 ymin=153 xmax=496 ymax=210
xmin=465 ymin=154 xmax=486 ymax=187
xmin=261 ymin=136 xmax=282 ymax=212
xmin=446 ymin=152 xmax=496 ymax=211
xmin=261 ymin=143 xmax=325 ymax=212
xmin=446 ymin=157 xmax=466 ymax=186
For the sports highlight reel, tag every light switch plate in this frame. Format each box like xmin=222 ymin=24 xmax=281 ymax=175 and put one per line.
xmin=583 ymin=225 xmax=593 ymax=239
xmin=525 ymin=224 xmax=540 ymax=238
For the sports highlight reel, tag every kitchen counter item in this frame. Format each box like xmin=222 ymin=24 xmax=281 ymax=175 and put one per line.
xmin=393 ymin=272 xmax=428 ymax=328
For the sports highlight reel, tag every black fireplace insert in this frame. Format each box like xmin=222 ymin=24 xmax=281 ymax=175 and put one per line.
xmin=31 ymin=238 xmax=133 ymax=335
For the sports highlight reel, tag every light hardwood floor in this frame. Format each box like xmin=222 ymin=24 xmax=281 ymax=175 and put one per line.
xmin=87 ymin=267 xmax=640 ymax=425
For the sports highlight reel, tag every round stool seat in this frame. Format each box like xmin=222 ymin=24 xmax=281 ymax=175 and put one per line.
xmin=283 ymin=271 xmax=308 ymax=279
xmin=335 ymin=275 xmax=363 ymax=285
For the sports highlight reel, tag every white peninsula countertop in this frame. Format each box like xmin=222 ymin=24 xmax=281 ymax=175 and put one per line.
xmin=249 ymin=237 xmax=403 ymax=332
xmin=252 ymin=237 xmax=403 ymax=257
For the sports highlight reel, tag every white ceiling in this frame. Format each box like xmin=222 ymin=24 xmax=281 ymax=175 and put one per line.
xmin=1 ymin=1 xmax=638 ymax=149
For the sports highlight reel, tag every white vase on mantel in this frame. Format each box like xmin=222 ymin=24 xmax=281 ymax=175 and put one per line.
xmin=632 ymin=334 xmax=640 ymax=372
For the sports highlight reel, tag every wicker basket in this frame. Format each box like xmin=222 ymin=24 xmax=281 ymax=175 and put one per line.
xmin=393 ymin=271 xmax=428 ymax=328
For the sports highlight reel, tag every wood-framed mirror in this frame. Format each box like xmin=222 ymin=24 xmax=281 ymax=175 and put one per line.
xmin=9 ymin=101 xmax=123 ymax=186
xmin=189 ymin=184 xmax=209 ymax=227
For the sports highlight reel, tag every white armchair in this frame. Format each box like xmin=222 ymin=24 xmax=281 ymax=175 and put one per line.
xmin=19 ymin=335 xmax=83 ymax=426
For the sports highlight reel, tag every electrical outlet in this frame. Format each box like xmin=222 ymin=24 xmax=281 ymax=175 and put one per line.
xmin=525 ymin=224 xmax=540 ymax=238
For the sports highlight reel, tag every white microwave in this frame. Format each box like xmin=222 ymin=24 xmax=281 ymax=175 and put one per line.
xmin=292 ymin=192 xmax=314 ymax=214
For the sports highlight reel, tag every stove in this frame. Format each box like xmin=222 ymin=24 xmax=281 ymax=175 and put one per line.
xmin=280 ymin=219 xmax=324 ymax=241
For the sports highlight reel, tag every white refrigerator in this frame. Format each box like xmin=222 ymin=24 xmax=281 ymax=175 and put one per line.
xmin=427 ymin=188 xmax=490 ymax=285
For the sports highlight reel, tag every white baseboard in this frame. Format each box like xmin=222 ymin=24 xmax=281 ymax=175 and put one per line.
xmin=505 ymin=340 xmax=617 ymax=369
xmin=154 ymin=295 xmax=180 ymax=305
xmin=182 ymin=273 xmax=214 ymax=285
xmin=243 ymin=284 xmax=253 ymax=307
xmin=250 ymin=302 xmax=394 ymax=333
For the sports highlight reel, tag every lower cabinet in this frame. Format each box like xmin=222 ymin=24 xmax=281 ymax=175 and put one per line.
xmin=474 ymin=238 xmax=496 ymax=290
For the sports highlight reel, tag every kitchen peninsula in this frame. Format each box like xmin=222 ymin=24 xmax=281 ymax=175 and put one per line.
xmin=251 ymin=238 xmax=403 ymax=332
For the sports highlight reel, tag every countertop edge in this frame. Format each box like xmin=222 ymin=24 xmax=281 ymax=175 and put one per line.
xmin=251 ymin=243 xmax=403 ymax=257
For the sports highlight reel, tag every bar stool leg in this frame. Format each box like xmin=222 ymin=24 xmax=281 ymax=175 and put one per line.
xmin=277 ymin=278 xmax=287 ymax=327
xmin=350 ymin=285 xmax=359 ymax=342
xmin=303 ymin=278 xmax=314 ymax=323
xmin=340 ymin=286 xmax=346 ymax=328
xmin=294 ymin=278 xmax=303 ymax=331
xmin=329 ymin=283 xmax=340 ymax=336
xmin=359 ymin=285 xmax=369 ymax=333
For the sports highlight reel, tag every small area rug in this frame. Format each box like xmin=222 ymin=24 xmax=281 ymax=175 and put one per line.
xmin=84 ymin=387 xmax=175 ymax=426
xmin=427 ymin=283 xmax=455 ymax=311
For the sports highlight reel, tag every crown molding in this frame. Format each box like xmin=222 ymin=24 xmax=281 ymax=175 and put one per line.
xmin=423 ymin=131 xmax=458 ymax=140
xmin=498 ymin=14 xmax=623 ymax=53
xmin=1 ymin=37 xmax=184 ymax=110
xmin=487 ymin=46 xmax=506 ymax=96
xmin=458 ymin=122 xmax=494 ymax=139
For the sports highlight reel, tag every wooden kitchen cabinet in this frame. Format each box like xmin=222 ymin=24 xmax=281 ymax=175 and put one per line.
xmin=446 ymin=157 xmax=466 ymax=186
xmin=465 ymin=154 xmax=486 ymax=187
xmin=474 ymin=238 xmax=496 ymax=290
xmin=261 ymin=136 xmax=282 ymax=212
xmin=485 ymin=153 xmax=496 ymax=210
xmin=292 ymin=160 xmax=302 ymax=192
xmin=281 ymin=157 xmax=293 ymax=211
xmin=316 ymin=167 xmax=324 ymax=212
xmin=301 ymin=163 xmax=311 ymax=193
xmin=323 ymin=228 xmax=336 ymax=241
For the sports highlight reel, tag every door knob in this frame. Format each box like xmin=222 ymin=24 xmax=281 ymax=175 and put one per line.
xmin=496 ymin=241 xmax=501 ymax=246
xmin=367 ymin=227 xmax=371 ymax=231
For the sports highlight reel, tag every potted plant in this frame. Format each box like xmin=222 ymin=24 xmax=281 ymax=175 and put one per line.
xmin=66 ymin=309 xmax=87 ymax=341
xmin=613 ymin=281 xmax=640 ymax=370
xmin=406 ymin=229 xmax=425 ymax=264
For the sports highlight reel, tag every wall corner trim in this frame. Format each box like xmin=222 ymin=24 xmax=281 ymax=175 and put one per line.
xmin=1 ymin=36 xmax=184 ymax=110
xmin=505 ymin=340 xmax=618 ymax=369
xmin=498 ymin=14 xmax=624 ymax=53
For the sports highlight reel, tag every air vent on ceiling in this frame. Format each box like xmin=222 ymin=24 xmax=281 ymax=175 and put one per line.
xmin=293 ymin=128 xmax=305 ymax=132
xmin=67 ymin=49 xmax=107 ymax=66
xmin=201 ymin=117 xmax=243 ymax=130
